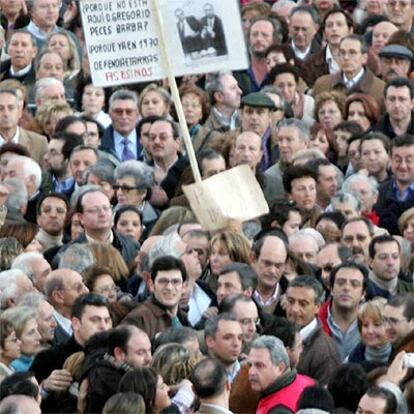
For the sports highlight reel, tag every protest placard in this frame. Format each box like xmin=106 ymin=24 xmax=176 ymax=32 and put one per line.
xmin=80 ymin=0 xmax=248 ymax=87
xmin=182 ymin=165 xmax=270 ymax=231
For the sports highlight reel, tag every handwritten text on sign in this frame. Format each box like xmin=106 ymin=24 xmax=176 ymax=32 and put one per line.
xmin=80 ymin=0 xmax=162 ymax=86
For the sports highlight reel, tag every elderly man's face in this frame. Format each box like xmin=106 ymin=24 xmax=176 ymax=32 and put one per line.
xmin=8 ymin=32 xmax=37 ymax=71
xmin=242 ymin=105 xmax=271 ymax=137
xmin=31 ymin=0 xmax=60 ymax=31
xmin=380 ymin=56 xmax=411 ymax=82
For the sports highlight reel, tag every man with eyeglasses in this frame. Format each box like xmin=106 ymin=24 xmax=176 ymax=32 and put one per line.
xmin=101 ymin=89 xmax=142 ymax=163
xmin=285 ymin=275 xmax=340 ymax=385
xmin=316 ymin=242 xmax=351 ymax=291
xmin=147 ymin=117 xmax=188 ymax=207
xmin=318 ymin=261 xmax=368 ymax=361
xmin=375 ymin=134 xmax=414 ymax=235
xmin=313 ymin=35 xmax=385 ymax=111
xmin=386 ymin=0 xmax=414 ymax=33
xmin=383 ymin=293 xmax=414 ymax=355
xmin=122 ymin=255 xmax=190 ymax=339
xmin=55 ymin=189 xmax=139 ymax=266
xmin=252 ymin=234 xmax=288 ymax=315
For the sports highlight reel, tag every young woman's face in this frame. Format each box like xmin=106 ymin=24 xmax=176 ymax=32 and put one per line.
xmin=140 ymin=91 xmax=169 ymax=117
xmin=309 ymin=130 xmax=330 ymax=154
xmin=115 ymin=210 xmax=142 ymax=242
xmin=360 ymin=317 xmax=388 ymax=349
xmin=154 ymin=376 xmax=171 ymax=411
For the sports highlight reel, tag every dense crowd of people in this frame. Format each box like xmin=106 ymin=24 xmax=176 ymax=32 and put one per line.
xmin=0 ymin=0 xmax=413 ymax=413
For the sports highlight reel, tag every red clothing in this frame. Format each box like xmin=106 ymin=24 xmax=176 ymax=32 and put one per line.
xmin=318 ymin=299 xmax=332 ymax=337
xmin=362 ymin=210 xmax=380 ymax=226
xmin=257 ymin=372 xmax=315 ymax=414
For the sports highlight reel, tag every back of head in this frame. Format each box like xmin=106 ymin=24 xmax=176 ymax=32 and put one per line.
xmin=328 ymin=363 xmax=368 ymax=412
xmin=190 ymin=357 xmax=227 ymax=399
xmin=102 ymin=392 xmax=146 ymax=414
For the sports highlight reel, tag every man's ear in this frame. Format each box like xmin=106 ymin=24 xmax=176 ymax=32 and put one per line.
xmin=71 ymin=316 xmax=81 ymax=332
xmin=205 ymin=335 xmax=214 ymax=350
xmin=113 ymin=346 xmax=126 ymax=361
xmin=147 ymin=278 xmax=155 ymax=293
xmin=52 ymin=289 xmax=64 ymax=305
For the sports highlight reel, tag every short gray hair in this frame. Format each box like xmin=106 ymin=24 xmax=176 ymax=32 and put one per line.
xmin=3 ymin=177 xmax=28 ymax=211
xmin=331 ymin=191 xmax=361 ymax=212
xmin=288 ymin=275 xmax=325 ymax=304
xmin=57 ymin=243 xmax=94 ymax=273
xmin=87 ymin=160 xmax=116 ymax=185
xmin=34 ymin=77 xmax=64 ymax=100
xmin=1 ymin=305 xmax=37 ymax=337
xmin=148 ymin=233 xmax=181 ymax=268
xmin=0 ymin=269 xmax=30 ymax=310
xmin=342 ymin=173 xmax=379 ymax=197
xmin=109 ymin=89 xmax=138 ymax=110
xmin=278 ymin=118 xmax=310 ymax=142
xmin=19 ymin=156 xmax=42 ymax=190
xmin=205 ymin=71 xmax=233 ymax=102
xmin=251 ymin=335 xmax=289 ymax=369
xmin=289 ymin=230 xmax=321 ymax=253
xmin=18 ymin=291 xmax=47 ymax=309
xmin=115 ymin=160 xmax=154 ymax=189
xmin=11 ymin=252 xmax=44 ymax=283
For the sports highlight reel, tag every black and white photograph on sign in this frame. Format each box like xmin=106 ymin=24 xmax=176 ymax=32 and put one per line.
xmin=173 ymin=1 xmax=228 ymax=65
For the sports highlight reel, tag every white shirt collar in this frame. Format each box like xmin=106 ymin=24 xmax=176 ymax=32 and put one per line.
xmin=342 ymin=67 xmax=365 ymax=89
xmin=0 ymin=127 xmax=19 ymax=146
xmin=300 ymin=317 xmax=318 ymax=342
xmin=53 ymin=309 xmax=73 ymax=336
xmin=291 ymin=40 xmax=311 ymax=60
xmin=10 ymin=63 xmax=32 ymax=77
xmin=325 ymin=46 xmax=339 ymax=74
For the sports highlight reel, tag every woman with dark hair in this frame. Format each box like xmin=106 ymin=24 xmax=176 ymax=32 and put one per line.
xmin=345 ymin=93 xmax=380 ymax=131
xmin=114 ymin=205 xmax=143 ymax=243
xmin=118 ymin=368 xmax=172 ymax=414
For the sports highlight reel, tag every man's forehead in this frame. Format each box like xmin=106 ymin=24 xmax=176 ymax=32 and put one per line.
xmin=217 ymin=319 xmax=242 ymax=332
xmin=0 ymin=92 xmax=18 ymax=102
xmin=41 ymin=196 xmax=67 ymax=208
xmin=251 ymin=19 xmax=273 ymax=33
xmin=10 ymin=32 xmax=32 ymax=43
xmin=150 ymin=121 xmax=173 ymax=133
xmin=112 ymin=98 xmax=137 ymax=108
xmin=343 ymin=220 xmax=369 ymax=234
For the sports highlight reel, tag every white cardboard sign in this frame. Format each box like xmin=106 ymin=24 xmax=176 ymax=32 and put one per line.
xmin=80 ymin=0 xmax=248 ymax=87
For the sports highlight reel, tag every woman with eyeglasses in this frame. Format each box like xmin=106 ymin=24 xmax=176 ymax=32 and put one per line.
xmin=83 ymin=265 xmax=119 ymax=303
xmin=114 ymin=160 xmax=159 ymax=238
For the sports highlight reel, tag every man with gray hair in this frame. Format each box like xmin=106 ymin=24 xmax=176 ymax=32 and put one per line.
xmin=11 ymin=251 xmax=51 ymax=292
xmin=248 ymin=335 xmax=315 ymax=413
xmin=44 ymin=268 xmax=88 ymax=344
xmin=289 ymin=230 xmax=322 ymax=265
xmin=4 ymin=155 xmax=43 ymax=223
xmin=0 ymin=89 xmax=48 ymax=166
xmin=86 ymin=160 xmax=116 ymax=202
xmin=193 ymin=71 xmax=242 ymax=152
xmin=101 ymin=89 xmax=142 ymax=162
xmin=0 ymin=269 xmax=34 ymax=310
xmin=2 ymin=177 xmax=28 ymax=225
xmin=265 ymin=118 xmax=310 ymax=196
xmin=33 ymin=77 xmax=65 ymax=109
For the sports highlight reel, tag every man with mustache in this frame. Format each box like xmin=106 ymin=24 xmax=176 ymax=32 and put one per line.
xmin=379 ymin=44 xmax=412 ymax=83
xmin=341 ymin=217 xmax=374 ymax=263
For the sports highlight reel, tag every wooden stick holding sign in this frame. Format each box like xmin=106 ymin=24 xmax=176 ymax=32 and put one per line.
xmin=151 ymin=0 xmax=202 ymax=184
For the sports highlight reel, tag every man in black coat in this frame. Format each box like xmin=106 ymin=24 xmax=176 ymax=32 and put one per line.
xmin=200 ymin=3 xmax=227 ymax=56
